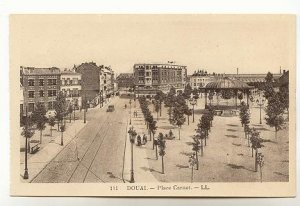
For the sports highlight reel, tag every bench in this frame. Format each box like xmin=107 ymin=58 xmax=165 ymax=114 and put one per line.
xmin=30 ymin=143 xmax=40 ymax=154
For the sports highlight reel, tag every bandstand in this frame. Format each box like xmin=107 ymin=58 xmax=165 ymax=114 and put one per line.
xmin=204 ymin=77 xmax=253 ymax=113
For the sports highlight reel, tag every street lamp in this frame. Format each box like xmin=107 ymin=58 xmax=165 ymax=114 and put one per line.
xmin=128 ymin=126 xmax=137 ymax=183
xmin=256 ymin=92 xmax=265 ymax=124
xmin=189 ymin=94 xmax=197 ymax=123
xmin=129 ymin=99 xmax=132 ymax=125
xmin=23 ymin=107 xmax=31 ymax=179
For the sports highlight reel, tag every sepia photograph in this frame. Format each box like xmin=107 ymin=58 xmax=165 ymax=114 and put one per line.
xmin=10 ymin=14 xmax=296 ymax=197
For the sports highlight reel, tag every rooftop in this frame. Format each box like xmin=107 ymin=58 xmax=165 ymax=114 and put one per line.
xmin=206 ymin=77 xmax=253 ymax=89
xmin=134 ymin=63 xmax=186 ymax=68
xmin=21 ymin=66 xmax=60 ymax=75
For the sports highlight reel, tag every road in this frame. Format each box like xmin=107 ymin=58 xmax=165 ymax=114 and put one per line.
xmin=31 ymin=97 xmax=130 ymax=183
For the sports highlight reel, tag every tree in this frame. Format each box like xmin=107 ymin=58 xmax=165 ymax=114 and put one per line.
xmin=48 ymin=117 xmax=56 ymax=137
xmin=265 ymin=93 xmax=285 ymax=137
xmin=154 ymin=91 xmax=165 ymax=117
xmin=239 ymin=101 xmax=250 ymax=138
xmin=154 ymin=100 xmax=160 ymax=120
xmin=263 ymin=72 xmax=275 ymax=100
xmin=207 ymin=106 xmax=215 ymax=127
xmin=192 ymin=88 xmax=199 ymax=102
xmin=157 ymin=134 xmax=166 ymax=174
xmin=54 ymin=92 xmax=67 ymax=131
xmin=149 ymin=120 xmax=157 ymax=149
xmin=192 ymin=134 xmax=201 ymax=170
xmin=164 ymin=87 xmax=176 ymax=120
xmin=21 ymin=115 xmax=35 ymax=152
xmin=185 ymin=107 xmax=192 ymax=125
xmin=250 ymin=128 xmax=263 ymax=172
xmin=183 ymin=84 xmax=192 ymax=100
xmin=278 ymin=85 xmax=289 ymax=117
xmin=170 ymin=106 xmax=185 ymax=140
xmin=31 ymin=102 xmax=47 ymax=144
xmin=198 ymin=114 xmax=211 ymax=146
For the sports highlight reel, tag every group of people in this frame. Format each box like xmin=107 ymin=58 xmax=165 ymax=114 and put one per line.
xmin=136 ymin=134 xmax=148 ymax=146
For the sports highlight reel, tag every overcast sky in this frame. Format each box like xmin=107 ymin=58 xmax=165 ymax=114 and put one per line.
xmin=11 ymin=15 xmax=295 ymax=75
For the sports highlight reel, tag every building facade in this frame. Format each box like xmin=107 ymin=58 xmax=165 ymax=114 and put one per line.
xmin=133 ymin=63 xmax=187 ymax=97
xmin=116 ymin=73 xmax=134 ymax=89
xmin=99 ymin=66 xmax=114 ymax=104
xmin=60 ymin=69 xmax=82 ymax=109
xmin=20 ymin=66 xmax=61 ymax=112
xmin=190 ymin=70 xmax=215 ymax=90
xmin=75 ymin=62 xmax=101 ymax=103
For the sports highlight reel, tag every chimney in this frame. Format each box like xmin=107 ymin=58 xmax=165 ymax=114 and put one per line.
xmin=237 ymin=68 xmax=239 ymax=75
xmin=280 ymin=66 xmax=282 ymax=74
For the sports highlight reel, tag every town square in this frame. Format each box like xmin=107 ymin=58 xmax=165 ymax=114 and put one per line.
xmin=15 ymin=15 xmax=291 ymax=184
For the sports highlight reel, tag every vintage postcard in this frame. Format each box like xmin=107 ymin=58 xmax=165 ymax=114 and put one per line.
xmin=10 ymin=14 xmax=296 ymax=197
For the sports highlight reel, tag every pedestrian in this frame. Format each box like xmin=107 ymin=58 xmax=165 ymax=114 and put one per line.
xmin=142 ymin=134 xmax=147 ymax=144
xmin=137 ymin=135 xmax=142 ymax=146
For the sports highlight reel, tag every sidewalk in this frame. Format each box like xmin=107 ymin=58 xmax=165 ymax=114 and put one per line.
xmin=123 ymin=102 xmax=158 ymax=183
xmin=20 ymin=119 xmax=87 ymax=183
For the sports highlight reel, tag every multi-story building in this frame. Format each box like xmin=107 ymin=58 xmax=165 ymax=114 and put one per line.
xmin=75 ymin=62 xmax=115 ymax=107
xmin=100 ymin=66 xmax=114 ymax=103
xmin=116 ymin=73 xmax=134 ymax=89
xmin=133 ymin=63 xmax=187 ymax=97
xmin=75 ymin=62 xmax=101 ymax=103
xmin=20 ymin=66 xmax=60 ymax=112
xmin=190 ymin=70 xmax=215 ymax=90
xmin=60 ymin=68 xmax=82 ymax=109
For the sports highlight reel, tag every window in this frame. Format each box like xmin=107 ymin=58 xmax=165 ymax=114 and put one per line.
xmin=48 ymin=79 xmax=52 ymax=85
xmin=39 ymin=79 xmax=44 ymax=86
xmin=28 ymin=79 xmax=34 ymax=86
xmin=28 ymin=91 xmax=34 ymax=98
xmin=28 ymin=103 xmax=35 ymax=112
xmin=48 ymin=102 xmax=53 ymax=110
xmin=61 ymin=78 xmax=65 ymax=85
xmin=48 ymin=90 xmax=57 ymax=97
xmin=39 ymin=90 xmax=44 ymax=97
xmin=73 ymin=78 xmax=78 ymax=85
xmin=52 ymin=79 xmax=57 ymax=85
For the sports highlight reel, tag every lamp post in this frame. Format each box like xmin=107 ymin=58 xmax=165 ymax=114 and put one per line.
xmin=129 ymin=99 xmax=132 ymax=125
xmin=189 ymin=94 xmax=197 ymax=123
xmin=256 ymin=92 xmax=265 ymax=124
xmin=128 ymin=126 xmax=136 ymax=183
xmin=23 ymin=107 xmax=29 ymax=179
xmin=84 ymin=94 xmax=87 ymax=124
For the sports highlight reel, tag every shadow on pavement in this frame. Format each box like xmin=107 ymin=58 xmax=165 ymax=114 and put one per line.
xmin=226 ymin=163 xmax=255 ymax=172
xmin=227 ymin=124 xmax=239 ymax=127
xmin=140 ymin=166 xmax=161 ymax=174
xmin=227 ymin=129 xmax=237 ymax=132
xmin=225 ymin=134 xmax=239 ymax=138
xmin=175 ymin=164 xmax=189 ymax=169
